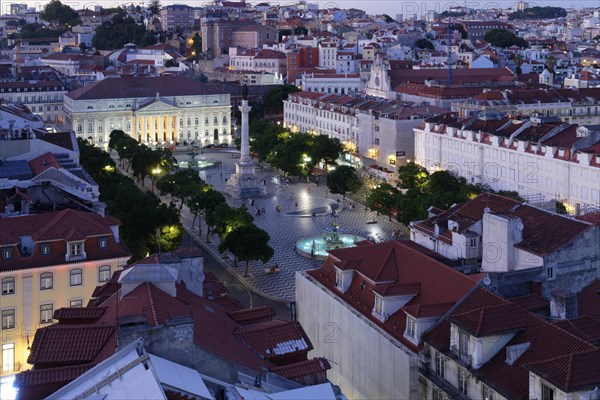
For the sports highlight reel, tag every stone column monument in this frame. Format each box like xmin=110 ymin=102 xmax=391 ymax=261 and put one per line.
xmin=224 ymin=85 xmax=266 ymax=198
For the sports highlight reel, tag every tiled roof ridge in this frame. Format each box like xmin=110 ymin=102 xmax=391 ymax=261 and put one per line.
xmin=544 ymin=313 xmax=600 ymax=347
xmin=524 ymin=348 xmax=600 ymax=390
xmin=376 ymin=245 xmax=397 ymax=281
xmin=235 ymin=319 xmax=288 ymax=333
xmin=147 ymin=283 xmax=159 ymax=326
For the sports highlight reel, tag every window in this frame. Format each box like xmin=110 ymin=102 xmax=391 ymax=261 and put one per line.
xmin=40 ymin=243 xmax=52 ymax=255
xmin=195 ymin=118 xmax=199 ymax=125
xmin=374 ymin=138 xmax=379 ymax=145
xmin=432 ymin=388 xmax=444 ymax=400
xmin=335 ymin=270 xmax=342 ymax=287
xmin=40 ymin=272 xmax=53 ymax=290
xmin=2 ymin=343 xmax=15 ymax=373
xmin=2 ymin=277 xmax=15 ymax=295
xmin=70 ymin=299 xmax=83 ymax=308
xmin=470 ymin=237 xmax=478 ymax=247
xmin=435 ymin=352 xmax=445 ymax=378
xmin=69 ymin=242 xmax=83 ymax=257
xmin=541 ymin=383 xmax=554 ymax=400
xmin=374 ymin=295 xmax=383 ymax=315
xmin=1 ymin=309 xmax=15 ymax=330
xmin=546 ymin=265 xmax=555 ymax=280
xmin=406 ymin=316 xmax=416 ymax=338
xmin=88 ymin=123 xmax=93 ymax=133
xmin=458 ymin=329 xmax=469 ymax=357
xmin=187 ymin=118 xmax=191 ymax=126
xmin=482 ymin=385 xmax=494 ymax=400
xmin=458 ymin=368 xmax=468 ymax=395
xmin=98 ymin=237 xmax=108 ymax=248
xmin=70 ymin=268 xmax=82 ymax=286
xmin=40 ymin=303 xmax=53 ymax=324
xmin=205 ymin=117 xmax=209 ymax=124
xmin=2 ymin=247 xmax=12 ymax=259
xmin=223 ymin=115 xmax=227 ymax=124
xmin=99 ymin=265 xmax=111 ymax=282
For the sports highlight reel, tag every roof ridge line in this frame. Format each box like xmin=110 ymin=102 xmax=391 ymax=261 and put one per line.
xmin=146 ymin=283 xmax=159 ymax=326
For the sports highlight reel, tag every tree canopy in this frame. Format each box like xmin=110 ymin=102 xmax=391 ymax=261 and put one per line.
xmin=484 ymin=29 xmax=528 ymax=48
xmin=93 ymin=14 xmax=158 ymax=50
xmin=219 ymin=224 xmax=273 ymax=277
xmin=39 ymin=0 xmax=80 ymax=26
xmin=264 ymin=84 xmax=300 ymax=114
xmin=508 ymin=6 xmax=566 ymax=20
xmin=327 ymin=166 xmax=361 ymax=199
xmin=415 ymin=38 xmax=434 ymax=50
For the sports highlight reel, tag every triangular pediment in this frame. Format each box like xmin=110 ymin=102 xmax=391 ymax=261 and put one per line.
xmin=136 ymin=99 xmax=179 ymax=113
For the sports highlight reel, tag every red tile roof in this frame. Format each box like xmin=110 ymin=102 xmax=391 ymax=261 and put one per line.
xmin=307 ymin=240 xmax=477 ymax=352
xmin=403 ymin=302 xmax=455 ymax=318
xmin=228 ymin=306 xmax=276 ymax=325
xmin=526 ymin=349 xmax=600 ymax=392
xmin=66 ymin=76 xmax=225 ymax=101
xmin=28 ymin=152 xmax=61 ymax=176
xmin=450 ymin=303 xmax=528 ymax=337
xmin=234 ymin=320 xmax=313 ymax=360
xmin=0 ymin=209 xmax=130 ymax=272
xmin=509 ymin=293 xmax=549 ymax=312
xmin=28 ymin=325 xmax=115 ymax=366
xmin=577 ymin=212 xmax=600 ymax=226
xmin=554 ymin=316 xmax=600 ymax=345
xmin=271 ymin=358 xmax=332 ymax=379
xmin=53 ymin=307 xmax=107 ymax=324
xmin=577 ymin=280 xmax=600 ymax=323
xmin=424 ymin=288 xmax=597 ymax=399
xmin=16 ymin=364 xmax=96 ymax=387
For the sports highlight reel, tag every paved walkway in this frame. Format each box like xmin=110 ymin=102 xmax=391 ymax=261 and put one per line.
xmin=179 ymin=151 xmax=403 ymax=302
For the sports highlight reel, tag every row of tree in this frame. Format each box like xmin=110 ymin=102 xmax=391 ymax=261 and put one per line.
xmin=107 ymin=130 xmax=273 ymax=274
xmin=249 ymin=120 xmax=344 ymax=178
xmin=508 ymin=6 xmax=566 ymax=20
xmin=93 ymin=13 xmax=160 ymax=50
xmin=78 ymin=138 xmax=181 ymax=261
xmin=365 ymin=162 xmax=522 ymax=224
xmin=155 ymin=169 xmax=273 ymax=276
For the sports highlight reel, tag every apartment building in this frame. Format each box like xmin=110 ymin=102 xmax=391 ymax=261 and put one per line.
xmin=414 ymin=113 xmax=600 ymax=212
xmin=229 ymin=48 xmax=287 ymax=77
xmin=0 ymin=209 xmax=130 ymax=377
xmin=0 ymin=79 xmax=66 ymax=124
xmin=159 ymin=4 xmax=195 ymax=31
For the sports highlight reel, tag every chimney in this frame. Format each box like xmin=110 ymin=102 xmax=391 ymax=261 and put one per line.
xmin=550 ymin=288 xmax=578 ymax=319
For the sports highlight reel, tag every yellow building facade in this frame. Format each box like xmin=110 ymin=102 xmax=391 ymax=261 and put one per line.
xmin=0 ymin=209 xmax=130 ymax=376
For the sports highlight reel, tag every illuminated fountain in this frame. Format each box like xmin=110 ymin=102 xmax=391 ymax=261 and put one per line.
xmin=295 ymin=217 xmax=365 ymax=259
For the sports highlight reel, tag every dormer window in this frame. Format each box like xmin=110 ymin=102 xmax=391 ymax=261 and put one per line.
xmin=98 ymin=237 xmax=108 ymax=248
xmin=406 ymin=316 xmax=416 ymax=338
xmin=374 ymin=295 xmax=384 ymax=316
xmin=66 ymin=241 xmax=86 ymax=261
xmin=2 ymin=248 xmax=12 ymax=259
xmin=541 ymin=382 xmax=554 ymax=400
xmin=335 ymin=270 xmax=342 ymax=288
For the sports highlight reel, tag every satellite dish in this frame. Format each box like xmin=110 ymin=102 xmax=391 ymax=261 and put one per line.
xmin=482 ymin=275 xmax=492 ymax=286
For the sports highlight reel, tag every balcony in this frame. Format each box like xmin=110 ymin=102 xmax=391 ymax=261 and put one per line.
xmin=450 ymin=345 xmax=472 ymax=367
xmin=419 ymin=367 xmax=470 ymax=400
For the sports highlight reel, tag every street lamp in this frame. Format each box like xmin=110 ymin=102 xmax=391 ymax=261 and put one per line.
xmin=151 ymin=167 xmax=162 ymax=193
xmin=223 ymin=281 xmax=253 ymax=308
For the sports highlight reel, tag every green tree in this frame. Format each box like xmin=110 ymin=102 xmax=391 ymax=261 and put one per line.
xmin=484 ymin=29 xmax=528 ymax=48
xmin=39 ymin=0 xmax=80 ymax=26
xmin=395 ymin=189 xmax=430 ymax=225
xmin=327 ymin=166 xmax=361 ymax=199
xmin=208 ymin=204 xmax=254 ymax=241
xmin=264 ymin=84 xmax=300 ymax=114
xmin=514 ymin=53 xmax=523 ymax=74
xmin=397 ymin=162 xmax=429 ymax=190
xmin=219 ymin=224 xmax=274 ymax=277
xmin=423 ymin=170 xmax=465 ymax=209
xmin=449 ymin=23 xmax=468 ymax=40
xmin=508 ymin=6 xmax=566 ymax=20
xmin=249 ymin=119 xmax=286 ymax=161
xmin=366 ymin=183 xmax=400 ymax=221
xmin=268 ymin=132 xmax=311 ymax=178
xmin=196 ymin=188 xmax=226 ymax=242
xmin=310 ymin=135 xmax=343 ymax=170
xmin=545 ymin=55 xmax=557 ymax=73
xmin=148 ymin=0 xmax=161 ymax=17
xmin=156 ymin=169 xmax=205 ymax=214
xmin=415 ymin=38 xmax=434 ymax=50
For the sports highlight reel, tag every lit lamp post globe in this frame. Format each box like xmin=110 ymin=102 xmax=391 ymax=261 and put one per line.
xmin=151 ymin=167 xmax=162 ymax=192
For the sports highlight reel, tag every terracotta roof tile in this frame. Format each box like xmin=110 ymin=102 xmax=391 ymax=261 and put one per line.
xmin=234 ymin=320 xmax=313 ymax=360
xmin=554 ymin=316 xmax=600 ymax=345
xmin=16 ymin=364 xmax=96 ymax=387
xmin=66 ymin=76 xmax=226 ymax=100
xmin=451 ymin=303 xmax=528 ymax=337
xmin=373 ymin=282 xmax=421 ymax=297
xmin=526 ymin=349 xmax=600 ymax=392
xmin=53 ymin=307 xmax=107 ymax=323
xmin=271 ymin=358 xmax=331 ymax=379
xmin=228 ymin=306 xmax=276 ymax=325
xmin=403 ymin=302 xmax=455 ymax=318
xmin=28 ymin=325 xmax=115 ymax=366
xmin=509 ymin=293 xmax=549 ymax=312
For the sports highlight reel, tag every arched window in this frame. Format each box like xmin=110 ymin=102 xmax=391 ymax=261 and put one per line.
xmin=195 ymin=118 xmax=199 ymax=125
xmin=187 ymin=118 xmax=191 ymax=126
xmin=40 ymin=272 xmax=53 ymax=290
xmin=205 ymin=117 xmax=209 ymax=124
xmin=223 ymin=115 xmax=227 ymax=124
xmin=213 ymin=116 xmax=218 ymax=125
xmin=99 ymin=265 xmax=111 ymax=282
xmin=70 ymin=268 xmax=82 ymax=286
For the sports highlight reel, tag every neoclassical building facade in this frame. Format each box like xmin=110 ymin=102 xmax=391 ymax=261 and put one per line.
xmin=64 ymin=76 xmax=232 ymax=147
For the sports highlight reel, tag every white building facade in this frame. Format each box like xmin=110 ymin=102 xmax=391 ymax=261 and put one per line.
xmin=414 ymin=114 xmax=600 ymax=213
xmin=64 ymin=76 xmax=231 ymax=147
